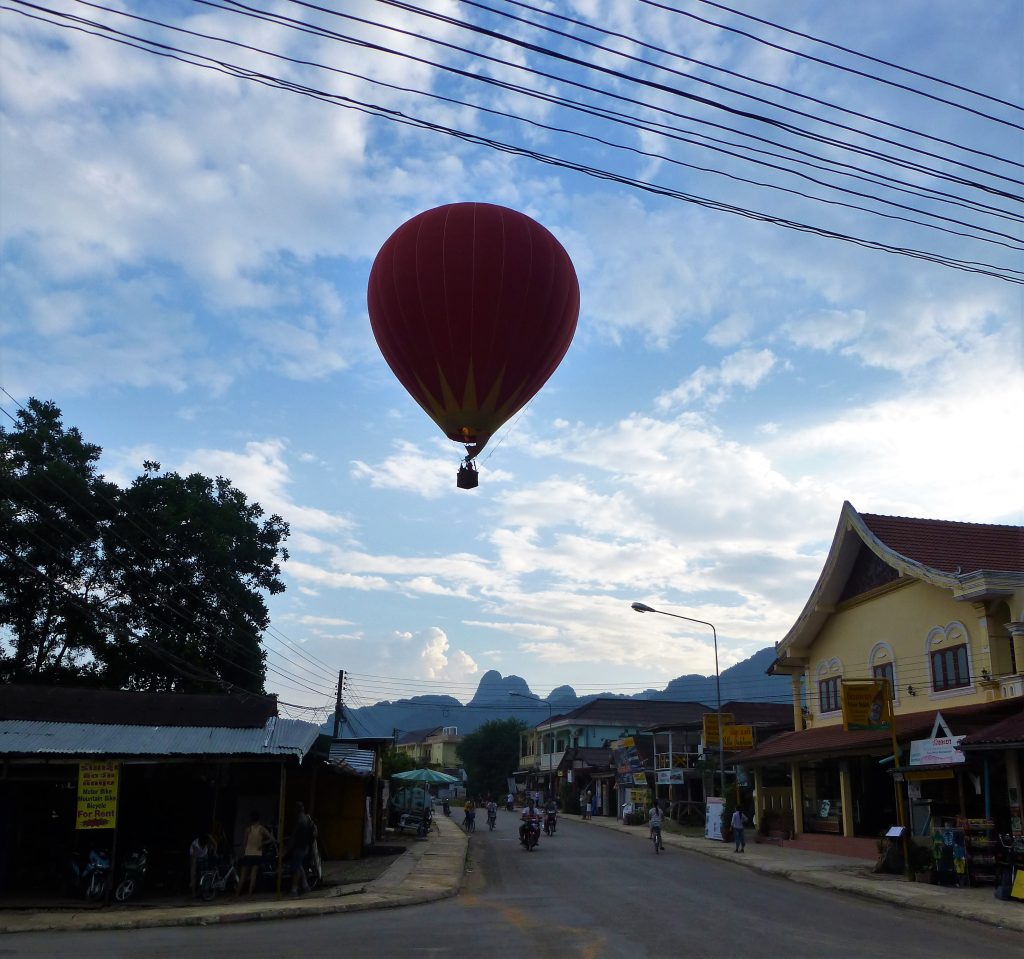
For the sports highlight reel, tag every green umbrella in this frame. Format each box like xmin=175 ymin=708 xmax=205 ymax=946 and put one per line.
xmin=391 ymin=768 xmax=460 ymax=784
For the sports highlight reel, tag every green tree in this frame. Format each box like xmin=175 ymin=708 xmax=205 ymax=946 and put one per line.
xmin=381 ymin=747 xmax=418 ymax=780
xmin=0 ymin=398 xmax=117 ymax=683
xmin=0 ymin=399 xmax=290 ymax=693
xmin=98 ymin=464 xmax=289 ymax=693
xmin=457 ymin=718 xmax=526 ymax=798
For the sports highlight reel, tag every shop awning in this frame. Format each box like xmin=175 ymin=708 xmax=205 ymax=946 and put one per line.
xmin=730 ymin=699 xmax=1019 ymax=767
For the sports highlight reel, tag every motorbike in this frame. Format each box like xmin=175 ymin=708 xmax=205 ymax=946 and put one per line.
xmin=506 ymin=798 xmax=514 ymax=812
xmin=71 ymin=849 xmax=111 ymax=901
xmin=114 ymin=848 xmax=148 ymax=902
xmin=544 ymin=810 xmax=557 ymax=836
xmin=520 ymin=818 xmax=540 ymax=852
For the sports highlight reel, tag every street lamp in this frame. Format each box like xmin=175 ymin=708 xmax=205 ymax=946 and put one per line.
xmin=509 ymin=692 xmax=554 ymax=801
xmin=631 ymin=601 xmax=725 ymax=799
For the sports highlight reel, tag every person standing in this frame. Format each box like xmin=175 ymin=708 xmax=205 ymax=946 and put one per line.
xmin=585 ymin=789 xmax=592 ymax=820
xmin=731 ymin=807 xmax=747 ymax=852
xmin=289 ymin=802 xmax=315 ymax=896
xmin=237 ymin=810 xmax=272 ymax=896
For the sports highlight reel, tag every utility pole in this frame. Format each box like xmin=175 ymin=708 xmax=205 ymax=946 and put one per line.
xmin=332 ymin=669 xmax=345 ymax=740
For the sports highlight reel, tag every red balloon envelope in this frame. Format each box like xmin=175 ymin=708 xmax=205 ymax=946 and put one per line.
xmin=367 ymin=202 xmax=579 ymax=481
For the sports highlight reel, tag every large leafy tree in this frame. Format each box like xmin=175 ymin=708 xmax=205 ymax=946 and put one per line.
xmin=457 ymin=718 xmax=526 ymax=798
xmin=0 ymin=399 xmax=289 ymax=693
xmin=98 ymin=464 xmax=289 ymax=693
xmin=0 ymin=398 xmax=117 ymax=683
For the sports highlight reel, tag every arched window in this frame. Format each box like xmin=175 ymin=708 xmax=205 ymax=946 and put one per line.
xmin=868 ymin=641 xmax=900 ymax=706
xmin=815 ymin=657 xmax=843 ymax=715
xmin=926 ymin=622 xmax=973 ymax=695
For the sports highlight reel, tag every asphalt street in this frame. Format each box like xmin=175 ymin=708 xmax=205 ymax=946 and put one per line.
xmin=4 ymin=812 xmax=1019 ymax=958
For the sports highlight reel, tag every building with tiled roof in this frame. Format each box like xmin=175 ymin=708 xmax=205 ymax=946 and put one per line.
xmin=744 ymin=502 xmax=1023 ymax=853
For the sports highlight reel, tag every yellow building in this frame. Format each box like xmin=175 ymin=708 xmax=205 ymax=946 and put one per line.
xmin=394 ymin=725 xmax=463 ymax=772
xmin=735 ymin=502 xmax=1023 ymax=853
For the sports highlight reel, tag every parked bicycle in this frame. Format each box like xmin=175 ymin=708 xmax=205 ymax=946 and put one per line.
xmin=198 ymin=854 xmax=240 ymax=900
xmin=114 ymin=848 xmax=148 ymax=902
xmin=651 ymin=825 xmax=663 ymax=854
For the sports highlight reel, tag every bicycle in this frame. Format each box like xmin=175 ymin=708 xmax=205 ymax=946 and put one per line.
xmin=198 ymin=855 xmax=240 ymax=900
xmin=650 ymin=825 xmax=663 ymax=854
xmin=464 ymin=813 xmax=476 ymax=833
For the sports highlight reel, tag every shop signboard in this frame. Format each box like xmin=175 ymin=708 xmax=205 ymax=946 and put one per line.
xmin=722 ymin=724 xmax=754 ymax=750
xmin=611 ymin=737 xmax=645 ymax=785
xmin=656 ymin=769 xmax=685 ymax=784
xmin=704 ymin=796 xmax=725 ymax=841
xmin=909 ymin=735 xmax=965 ymax=766
xmin=841 ymin=679 xmax=891 ymax=731
xmin=76 ymin=760 xmax=119 ymax=830
xmin=702 ymin=713 xmax=735 ymax=742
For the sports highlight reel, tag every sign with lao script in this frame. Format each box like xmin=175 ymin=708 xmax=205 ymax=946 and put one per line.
xmin=702 ymin=713 xmax=735 ymax=743
xmin=909 ymin=735 xmax=965 ymax=766
xmin=841 ymin=679 xmax=891 ymax=731
xmin=722 ymin=724 xmax=754 ymax=750
xmin=76 ymin=761 xmax=119 ymax=830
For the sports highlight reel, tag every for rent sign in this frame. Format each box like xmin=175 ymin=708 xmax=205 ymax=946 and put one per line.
xmin=76 ymin=761 xmax=119 ymax=830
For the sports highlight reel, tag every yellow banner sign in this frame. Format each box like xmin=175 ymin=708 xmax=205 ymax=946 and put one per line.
xmin=702 ymin=713 xmax=735 ymax=742
xmin=77 ymin=761 xmax=119 ymax=830
xmin=841 ymin=680 xmax=891 ymax=731
xmin=722 ymin=724 xmax=755 ymax=750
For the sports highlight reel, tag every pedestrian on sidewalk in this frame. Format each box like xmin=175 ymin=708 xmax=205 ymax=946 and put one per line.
xmin=289 ymin=802 xmax=315 ymax=897
xmin=731 ymin=807 xmax=747 ymax=852
xmin=238 ymin=810 xmax=272 ymax=896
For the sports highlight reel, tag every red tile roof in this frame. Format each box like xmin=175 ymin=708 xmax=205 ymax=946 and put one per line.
xmin=961 ymin=707 xmax=1024 ymax=747
xmin=860 ymin=512 xmax=1024 ymax=575
xmin=731 ymin=700 xmax=1020 ymax=765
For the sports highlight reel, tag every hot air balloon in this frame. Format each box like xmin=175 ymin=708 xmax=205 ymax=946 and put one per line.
xmin=367 ymin=202 xmax=580 ymax=488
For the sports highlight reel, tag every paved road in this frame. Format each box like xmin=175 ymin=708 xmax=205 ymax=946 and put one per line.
xmin=6 ymin=812 xmax=1017 ymax=958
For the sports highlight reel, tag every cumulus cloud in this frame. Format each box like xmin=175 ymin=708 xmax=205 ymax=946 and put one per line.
xmin=418 ymin=627 xmax=479 ymax=682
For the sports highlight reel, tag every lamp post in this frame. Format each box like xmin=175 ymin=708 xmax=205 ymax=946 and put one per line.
xmin=509 ymin=692 xmax=554 ymax=801
xmin=631 ymin=602 xmax=725 ymax=799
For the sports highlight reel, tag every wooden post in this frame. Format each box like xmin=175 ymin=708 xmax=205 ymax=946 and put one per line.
xmin=276 ymin=762 xmax=287 ymax=899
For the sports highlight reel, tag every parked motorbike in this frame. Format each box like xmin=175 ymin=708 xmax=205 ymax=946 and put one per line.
xmin=71 ymin=849 xmax=111 ymax=901
xmin=544 ymin=811 xmax=557 ymax=837
xmin=520 ymin=819 xmax=540 ymax=852
xmin=114 ymin=848 xmax=148 ymax=902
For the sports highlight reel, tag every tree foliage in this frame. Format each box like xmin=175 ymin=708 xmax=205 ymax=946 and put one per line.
xmin=380 ymin=747 xmax=418 ymax=780
xmin=456 ymin=718 xmax=526 ymax=798
xmin=0 ymin=399 xmax=289 ymax=693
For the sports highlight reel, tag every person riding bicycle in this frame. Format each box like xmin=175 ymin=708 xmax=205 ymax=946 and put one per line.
xmin=519 ymin=800 xmax=541 ymax=843
xmin=463 ymin=797 xmax=476 ymax=831
xmin=648 ymin=802 xmax=664 ymax=850
xmin=485 ymin=799 xmax=497 ymax=827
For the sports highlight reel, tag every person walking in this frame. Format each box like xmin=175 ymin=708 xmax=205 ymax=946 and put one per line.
xmin=731 ymin=807 xmax=747 ymax=852
xmin=289 ymin=802 xmax=316 ymax=896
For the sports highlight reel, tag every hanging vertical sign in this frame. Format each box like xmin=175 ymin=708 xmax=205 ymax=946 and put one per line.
xmin=76 ymin=761 xmax=120 ymax=830
xmin=841 ymin=679 xmax=891 ymax=731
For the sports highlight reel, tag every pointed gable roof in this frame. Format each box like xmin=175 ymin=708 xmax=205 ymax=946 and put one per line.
xmin=775 ymin=503 xmax=1024 ymax=665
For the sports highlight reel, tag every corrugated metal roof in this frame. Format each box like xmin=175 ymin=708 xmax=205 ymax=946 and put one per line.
xmin=0 ymin=716 xmax=319 ymax=758
xmin=328 ymin=743 xmax=376 ymax=775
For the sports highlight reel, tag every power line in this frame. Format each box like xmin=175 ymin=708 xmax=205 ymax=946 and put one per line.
xmin=689 ymin=0 xmax=1024 ymax=114
xmin=7 ymin=3 xmax=1020 ymax=283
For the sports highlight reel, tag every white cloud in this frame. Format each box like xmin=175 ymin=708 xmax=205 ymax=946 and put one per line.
xmin=418 ymin=627 xmax=479 ymax=682
xmin=656 ymin=349 xmax=776 ymax=410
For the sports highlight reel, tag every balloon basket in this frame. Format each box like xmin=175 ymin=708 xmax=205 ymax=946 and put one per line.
xmin=457 ymin=461 xmax=479 ymax=489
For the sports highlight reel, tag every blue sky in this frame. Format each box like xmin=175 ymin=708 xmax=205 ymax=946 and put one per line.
xmin=2 ymin=0 xmax=1021 ymax=720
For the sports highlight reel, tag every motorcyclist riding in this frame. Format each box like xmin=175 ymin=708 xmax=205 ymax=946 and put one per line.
xmin=544 ymin=797 xmax=558 ymax=835
xmin=519 ymin=800 xmax=541 ymax=845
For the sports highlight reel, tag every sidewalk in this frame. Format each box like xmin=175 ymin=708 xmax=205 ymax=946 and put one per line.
xmin=0 ymin=815 xmax=469 ymax=935
xmin=581 ymin=814 xmax=1024 ymax=934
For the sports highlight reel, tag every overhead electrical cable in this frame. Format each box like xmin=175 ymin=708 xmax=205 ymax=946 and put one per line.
xmin=690 ymin=0 xmax=1024 ymax=114
xmin=642 ymin=0 xmax=1024 ymax=124
xmin=9 ymin=4 xmax=1020 ymax=283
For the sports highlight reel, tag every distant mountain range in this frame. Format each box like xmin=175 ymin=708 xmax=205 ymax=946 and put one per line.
xmin=330 ymin=646 xmax=786 ymax=739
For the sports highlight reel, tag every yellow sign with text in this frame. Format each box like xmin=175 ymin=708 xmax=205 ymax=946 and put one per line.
xmin=722 ymin=724 xmax=755 ymax=750
xmin=702 ymin=713 xmax=736 ymax=742
xmin=76 ymin=761 xmax=119 ymax=830
xmin=841 ymin=679 xmax=891 ymax=731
